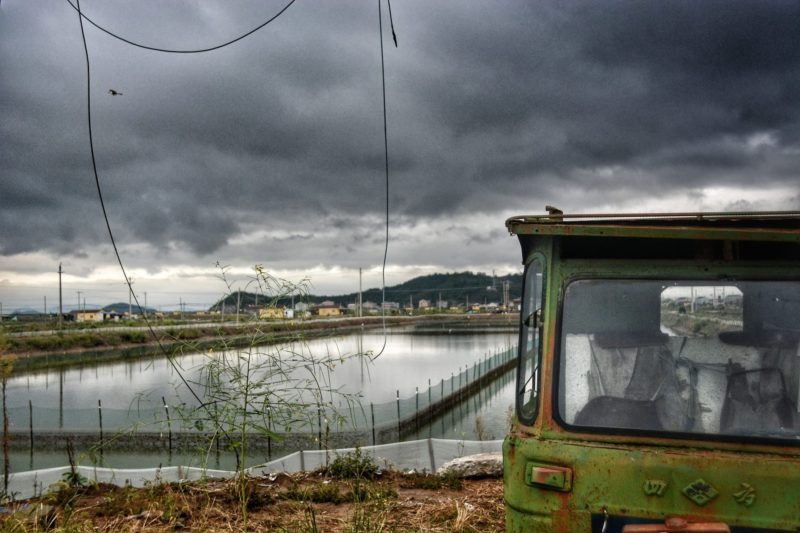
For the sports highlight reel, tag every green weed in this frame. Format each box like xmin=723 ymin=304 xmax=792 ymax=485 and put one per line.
xmin=328 ymin=448 xmax=378 ymax=480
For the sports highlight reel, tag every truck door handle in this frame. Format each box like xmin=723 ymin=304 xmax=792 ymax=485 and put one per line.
xmin=525 ymin=462 xmax=573 ymax=491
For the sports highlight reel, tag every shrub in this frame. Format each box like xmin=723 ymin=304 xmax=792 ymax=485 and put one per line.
xmin=285 ymin=483 xmax=344 ymax=504
xmin=120 ymin=331 xmax=146 ymax=343
xmin=328 ymin=448 xmax=378 ymax=480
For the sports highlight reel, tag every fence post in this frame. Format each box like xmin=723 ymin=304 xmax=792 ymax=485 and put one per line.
xmin=325 ymin=417 xmax=330 ymax=466
xmin=214 ymin=401 xmax=220 ymax=456
xmin=267 ymin=408 xmax=272 ymax=460
xmin=458 ymin=367 xmax=462 ymax=394
xmin=428 ymin=378 xmax=431 ymax=407
xmin=97 ymin=399 xmax=104 ymax=458
xmin=414 ymin=387 xmax=419 ymax=431
xmin=28 ymin=399 xmax=34 ymax=452
xmin=162 ymin=396 xmax=172 ymax=454
xmin=370 ymin=402 xmax=376 ymax=446
xmin=317 ymin=405 xmax=322 ymax=450
xmin=396 ymin=390 xmax=401 ymax=437
xmin=427 ymin=437 xmax=436 ymax=473
xmin=59 ymin=371 xmax=63 ymax=430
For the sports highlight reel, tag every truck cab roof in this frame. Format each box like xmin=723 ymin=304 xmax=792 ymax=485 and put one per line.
xmin=506 ymin=209 xmax=800 ymax=261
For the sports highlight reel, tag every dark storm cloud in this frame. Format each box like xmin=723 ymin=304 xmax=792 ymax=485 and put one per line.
xmin=2 ymin=0 xmax=800 ymax=262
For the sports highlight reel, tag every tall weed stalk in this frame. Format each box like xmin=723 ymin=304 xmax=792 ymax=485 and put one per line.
xmin=174 ymin=265 xmax=367 ymax=524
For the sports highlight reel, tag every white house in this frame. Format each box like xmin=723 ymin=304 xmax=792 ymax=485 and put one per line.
xmin=72 ymin=309 xmax=104 ymax=323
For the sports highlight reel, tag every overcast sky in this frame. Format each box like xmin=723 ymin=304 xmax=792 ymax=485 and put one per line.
xmin=2 ymin=0 xmax=800 ymax=311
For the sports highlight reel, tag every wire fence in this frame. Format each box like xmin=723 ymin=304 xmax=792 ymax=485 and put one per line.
xmin=5 ymin=345 xmax=517 ymax=445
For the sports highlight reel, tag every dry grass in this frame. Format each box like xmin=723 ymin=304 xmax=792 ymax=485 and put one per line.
xmin=0 ymin=471 xmax=504 ymax=532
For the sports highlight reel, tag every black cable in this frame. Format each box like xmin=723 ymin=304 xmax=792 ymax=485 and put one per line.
xmin=387 ymin=0 xmax=398 ymax=47
xmin=372 ymin=0 xmax=393 ymax=361
xmin=75 ymin=0 xmax=238 ymax=461
xmin=67 ymin=0 xmax=297 ymax=54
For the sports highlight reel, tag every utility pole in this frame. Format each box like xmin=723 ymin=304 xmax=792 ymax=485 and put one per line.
xmin=44 ymin=295 xmax=47 ymax=316
xmin=358 ymin=268 xmax=363 ymax=318
xmin=58 ymin=263 xmax=63 ymax=329
xmin=236 ymin=291 xmax=241 ymax=323
xmin=179 ymin=297 xmax=184 ymax=321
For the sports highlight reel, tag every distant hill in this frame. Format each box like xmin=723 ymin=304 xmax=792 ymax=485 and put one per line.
xmin=102 ymin=302 xmax=157 ymax=315
xmin=211 ymin=271 xmax=523 ymax=311
xmin=10 ymin=307 xmax=43 ymax=315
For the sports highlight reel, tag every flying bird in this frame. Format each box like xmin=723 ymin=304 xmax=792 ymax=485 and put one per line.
xmin=108 ymin=89 xmax=123 ymax=96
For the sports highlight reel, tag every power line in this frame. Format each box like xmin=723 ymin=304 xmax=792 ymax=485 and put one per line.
xmin=386 ymin=0 xmax=398 ymax=47
xmin=65 ymin=0 xmax=298 ymax=54
xmin=66 ymin=0 xmax=395 ymax=377
xmin=74 ymin=0 xmax=238 ymax=457
xmin=372 ymin=0 xmax=396 ymax=361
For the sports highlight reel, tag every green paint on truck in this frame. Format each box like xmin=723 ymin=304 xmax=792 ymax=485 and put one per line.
xmin=504 ymin=210 xmax=800 ymax=533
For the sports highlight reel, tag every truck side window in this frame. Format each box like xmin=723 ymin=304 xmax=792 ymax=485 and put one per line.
xmin=517 ymin=256 xmax=544 ymax=424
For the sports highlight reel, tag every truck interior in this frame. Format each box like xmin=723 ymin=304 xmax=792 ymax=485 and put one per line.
xmin=558 ymin=280 xmax=800 ymax=441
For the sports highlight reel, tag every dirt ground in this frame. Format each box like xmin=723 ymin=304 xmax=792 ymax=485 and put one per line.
xmin=0 ymin=470 xmax=505 ymax=532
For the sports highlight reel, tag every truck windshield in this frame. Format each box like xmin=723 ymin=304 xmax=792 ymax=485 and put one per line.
xmin=558 ymin=279 xmax=800 ymax=442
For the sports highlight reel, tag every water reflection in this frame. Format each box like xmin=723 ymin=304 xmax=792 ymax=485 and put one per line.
xmin=5 ymin=371 xmax=516 ymax=474
xmin=3 ymin=330 xmax=517 ymax=473
xmin=6 ymin=330 xmax=513 ymax=418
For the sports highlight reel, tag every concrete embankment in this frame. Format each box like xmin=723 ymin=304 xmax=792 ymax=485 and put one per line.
xmin=398 ymin=357 xmax=516 ymax=437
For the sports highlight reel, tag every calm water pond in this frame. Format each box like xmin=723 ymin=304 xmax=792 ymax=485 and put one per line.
xmin=4 ymin=329 xmax=518 ymax=472
xmin=7 ymin=330 xmax=515 ymax=411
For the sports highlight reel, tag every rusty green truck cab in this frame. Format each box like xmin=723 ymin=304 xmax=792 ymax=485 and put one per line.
xmin=503 ymin=211 xmax=800 ymax=532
